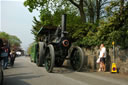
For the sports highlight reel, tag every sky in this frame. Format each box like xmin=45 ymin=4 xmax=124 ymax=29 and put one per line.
xmin=0 ymin=0 xmax=40 ymax=51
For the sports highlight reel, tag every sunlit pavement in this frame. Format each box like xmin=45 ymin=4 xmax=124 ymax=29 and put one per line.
xmin=3 ymin=56 xmax=128 ymax=85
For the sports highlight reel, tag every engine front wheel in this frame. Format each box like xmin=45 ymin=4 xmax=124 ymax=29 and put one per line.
xmin=70 ymin=46 xmax=85 ymax=72
xmin=45 ymin=44 xmax=55 ymax=73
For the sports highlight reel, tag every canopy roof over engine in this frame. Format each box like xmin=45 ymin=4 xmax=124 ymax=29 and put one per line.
xmin=37 ymin=25 xmax=57 ymax=36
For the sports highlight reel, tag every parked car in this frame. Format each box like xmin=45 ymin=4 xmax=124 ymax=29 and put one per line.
xmin=16 ymin=51 xmax=22 ymax=56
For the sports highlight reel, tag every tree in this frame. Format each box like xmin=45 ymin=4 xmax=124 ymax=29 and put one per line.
xmin=24 ymin=0 xmax=110 ymax=23
xmin=69 ymin=1 xmax=128 ymax=48
xmin=84 ymin=0 xmax=110 ymax=23
xmin=9 ymin=35 xmax=22 ymax=48
xmin=24 ymin=0 xmax=128 ymax=49
xmin=24 ymin=0 xmax=85 ymax=22
xmin=68 ymin=0 xmax=109 ymax=23
xmin=119 ymin=0 xmax=124 ymax=15
xmin=31 ymin=8 xmax=82 ymax=40
xmin=0 ymin=32 xmax=10 ymax=40
xmin=96 ymin=1 xmax=128 ymax=48
xmin=67 ymin=0 xmax=86 ymax=22
xmin=0 ymin=32 xmax=22 ymax=49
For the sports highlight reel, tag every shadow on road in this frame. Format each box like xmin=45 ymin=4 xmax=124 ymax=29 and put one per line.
xmin=4 ymin=72 xmax=44 ymax=85
xmin=53 ymin=66 xmax=75 ymax=74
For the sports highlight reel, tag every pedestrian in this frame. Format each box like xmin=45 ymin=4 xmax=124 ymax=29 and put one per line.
xmin=0 ymin=38 xmax=3 ymax=61
xmin=10 ymin=49 xmax=16 ymax=67
xmin=97 ymin=44 xmax=107 ymax=72
xmin=1 ymin=40 xmax=10 ymax=69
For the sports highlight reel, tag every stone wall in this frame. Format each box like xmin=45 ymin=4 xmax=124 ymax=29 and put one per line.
xmin=113 ymin=48 xmax=128 ymax=74
xmin=82 ymin=47 xmax=99 ymax=71
xmin=82 ymin=47 xmax=128 ymax=74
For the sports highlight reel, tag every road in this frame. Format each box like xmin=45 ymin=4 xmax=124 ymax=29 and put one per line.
xmin=3 ymin=56 xmax=128 ymax=85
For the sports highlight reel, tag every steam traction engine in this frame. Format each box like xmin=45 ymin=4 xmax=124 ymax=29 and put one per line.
xmin=36 ymin=14 xmax=85 ymax=73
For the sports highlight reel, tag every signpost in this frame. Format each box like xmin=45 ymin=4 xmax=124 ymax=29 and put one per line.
xmin=111 ymin=41 xmax=117 ymax=73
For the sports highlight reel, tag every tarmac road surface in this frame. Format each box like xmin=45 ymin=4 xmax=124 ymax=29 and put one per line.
xmin=3 ymin=56 xmax=128 ymax=85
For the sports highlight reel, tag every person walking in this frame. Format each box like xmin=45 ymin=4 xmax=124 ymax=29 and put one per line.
xmin=10 ymin=49 xmax=16 ymax=67
xmin=1 ymin=41 xmax=10 ymax=69
xmin=97 ymin=44 xmax=107 ymax=72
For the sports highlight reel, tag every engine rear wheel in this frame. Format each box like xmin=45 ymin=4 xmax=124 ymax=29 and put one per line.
xmin=45 ymin=44 xmax=55 ymax=73
xmin=36 ymin=42 xmax=45 ymax=66
xmin=70 ymin=46 xmax=85 ymax=71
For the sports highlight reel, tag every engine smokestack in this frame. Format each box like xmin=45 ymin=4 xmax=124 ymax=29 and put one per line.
xmin=61 ymin=14 xmax=67 ymax=32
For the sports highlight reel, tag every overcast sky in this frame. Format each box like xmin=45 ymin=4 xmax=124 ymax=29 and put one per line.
xmin=0 ymin=0 xmax=40 ymax=51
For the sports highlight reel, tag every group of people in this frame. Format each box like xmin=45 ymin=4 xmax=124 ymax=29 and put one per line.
xmin=0 ymin=38 xmax=16 ymax=69
xmin=97 ymin=44 xmax=107 ymax=72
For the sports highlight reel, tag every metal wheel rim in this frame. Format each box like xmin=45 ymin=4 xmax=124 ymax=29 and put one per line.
xmin=45 ymin=49 xmax=51 ymax=71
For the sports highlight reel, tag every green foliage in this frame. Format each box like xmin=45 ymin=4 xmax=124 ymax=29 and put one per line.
xmin=25 ymin=0 xmax=128 ymax=49
xmin=0 ymin=32 xmax=22 ymax=47
xmin=67 ymin=23 xmax=98 ymax=47
xmin=24 ymin=0 xmax=109 ymax=23
xmin=24 ymin=0 xmax=69 ymax=13
xmin=95 ymin=2 xmax=128 ymax=48
xmin=27 ymin=42 xmax=35 ymax=55
xmin=9 ymin=35 xmax=22 ymax=47
xmin=32 ymin=16 xmax=43 ymax=39
xmin=31 ymin=7 xmax=82 ymax=40
xmin=0 ymin=32 xmax=10 ymax=40
xmin=68 ymin=2 xmax=128 ymax=49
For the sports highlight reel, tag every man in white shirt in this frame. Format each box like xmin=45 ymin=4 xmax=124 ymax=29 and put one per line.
xmin=99 ymin=44 xmax=106 ymax=72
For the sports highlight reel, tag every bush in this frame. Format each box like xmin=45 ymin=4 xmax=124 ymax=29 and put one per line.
xmin=68 ymin=3 xmax=128 ymax=49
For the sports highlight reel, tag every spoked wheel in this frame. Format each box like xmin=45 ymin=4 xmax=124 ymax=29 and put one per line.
xmin=36 ymin=42 xmax=45 ymax=66
xmin=70 ymin=46 xmax=85 ymax=71
xmin=45 ymin=44 xmax=55 ymax=73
